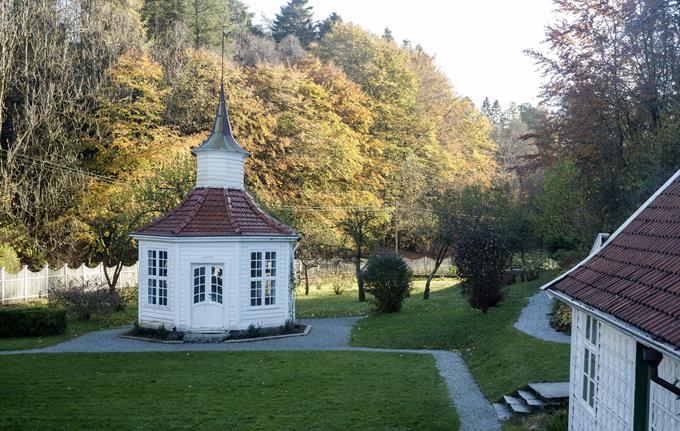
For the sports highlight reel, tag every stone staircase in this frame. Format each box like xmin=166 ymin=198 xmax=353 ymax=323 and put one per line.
xmin=493 ymin=382 xmax=569 ymax=420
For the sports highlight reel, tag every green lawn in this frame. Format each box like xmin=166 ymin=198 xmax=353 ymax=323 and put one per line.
xmin=0 ymin=351 xmax=458 ymax=431
xmin=350 ymin=274 xmax=570 ymax=400
xmin=0 ymin=304 xmax=136 ymax=351
xmin=295 ymin=277 xmax=456 ymax=318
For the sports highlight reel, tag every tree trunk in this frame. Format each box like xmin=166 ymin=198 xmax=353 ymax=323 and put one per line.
xmin=355 ymin=257 xmax=366 ymax=302
xmin=103 ymin=262 xmax=123 ymax=292
xmin=303 ymin=264 xmax=310 ymax=296
xmin=423 ymin=243 xmax=449 ymax=300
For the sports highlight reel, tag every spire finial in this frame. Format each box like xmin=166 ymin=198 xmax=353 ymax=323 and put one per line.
xmin=221 ymin=29 xmax=226 ymax=87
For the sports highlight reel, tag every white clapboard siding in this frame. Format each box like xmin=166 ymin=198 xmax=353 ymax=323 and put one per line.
xmin=0 ymin=262 xmax=138 ymax=304
xmin=195 ymin=151 xmax=245 ymax=189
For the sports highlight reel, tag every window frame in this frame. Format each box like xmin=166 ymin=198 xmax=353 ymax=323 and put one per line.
xmin=146 ymin=249 xmax=169 ymax=307
xmin=581 ymin=314 xmax=598 ymax=411
xmin=250 ymin=251 xmax=278 ymax=307
xmin=191 ymin=264 xmax=224 ymax=305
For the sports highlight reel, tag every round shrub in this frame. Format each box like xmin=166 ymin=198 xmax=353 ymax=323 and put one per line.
xmin=455 ymin=225 xmax=510 ymax=313
xmin=0 ymin=307 xmax=67 ymax=337
xmin=362 ymin=254 xmax=413 ymax=313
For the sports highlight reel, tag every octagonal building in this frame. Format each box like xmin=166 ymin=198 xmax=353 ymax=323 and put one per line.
xmin=131 ymin=85 xmax=298 ymax=333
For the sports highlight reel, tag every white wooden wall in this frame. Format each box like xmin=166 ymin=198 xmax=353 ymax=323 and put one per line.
xmin=137 ymin=238 xmax=294 ymax=331
xmin=0 ymin=263 xmax=138 ymax=304
xmin=568 ymin=307 xmax=680 ymax=431
xmin=650 ymin=354 xmax=680 ymax=431
xmin=568 ymin=308 xmax=636 ymax=431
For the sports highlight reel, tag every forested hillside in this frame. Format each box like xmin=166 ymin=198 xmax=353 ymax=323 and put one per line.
xmin=3 ymin=0 xmax=680 ymax=272
xmin=0 ymin=0 xmax=497 ymax=268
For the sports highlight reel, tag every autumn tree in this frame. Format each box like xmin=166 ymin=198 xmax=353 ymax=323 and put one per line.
xmin=531 ymin=0 xmax=680 ymax=230
xmin=0 ymin=0 xmax=144 ymax=267
xmin=338 ymin=196 xmax=386 ymax=302
xmin=81 ymin=185 xmax=147 ymax=291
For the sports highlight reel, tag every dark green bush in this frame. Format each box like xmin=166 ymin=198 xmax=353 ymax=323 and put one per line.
xmin=455 ymin=225 xmax=510 ymax=313
xmin=362 ymin=254 xmax=413 ymax=313
xmin=0 ymin=307 xmax=67 ymax=337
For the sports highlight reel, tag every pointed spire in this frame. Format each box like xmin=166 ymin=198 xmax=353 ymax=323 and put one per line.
xmin=193 ymin=84 xmax=249 ymax=155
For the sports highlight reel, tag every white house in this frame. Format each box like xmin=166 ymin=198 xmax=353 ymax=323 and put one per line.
xmin=542 ymin=170 xmax=680 ymax=431
xmin=131 ymin=85 xmax=298 ymax=333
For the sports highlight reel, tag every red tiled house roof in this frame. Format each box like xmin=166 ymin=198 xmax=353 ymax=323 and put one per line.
xmin=134 ymin=188 xmax=297 ymax=237
xmin=544 ymin=172 xmax=680 ymax=350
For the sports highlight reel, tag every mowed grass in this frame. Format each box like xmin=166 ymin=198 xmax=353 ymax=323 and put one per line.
xmin=0 ymin=351 xmax=458 ymax=431
xmin=0 ymin=304 xmax=136 ymax=351
xmin=295 ymin=277 xmax=457 ymax=318
xmin=350 ymin=273 xmax=570 ymax=400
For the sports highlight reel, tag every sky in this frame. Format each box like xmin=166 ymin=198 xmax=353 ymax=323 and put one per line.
xmin=242 ymin=0 xmax=556 ymax=107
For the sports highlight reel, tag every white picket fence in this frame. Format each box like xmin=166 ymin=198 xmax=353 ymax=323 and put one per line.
xmin=0 ymin=263 xmax=138 ymax=304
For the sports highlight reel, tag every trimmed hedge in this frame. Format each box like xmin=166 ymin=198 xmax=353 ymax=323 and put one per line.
xmin=0 ymin=307 xmax=67 ymax=337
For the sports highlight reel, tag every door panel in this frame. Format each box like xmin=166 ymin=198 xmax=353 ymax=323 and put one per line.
xmin=191 ymin=264 xmax=225 ymax=330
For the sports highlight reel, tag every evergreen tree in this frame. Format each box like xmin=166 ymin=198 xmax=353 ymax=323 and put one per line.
xmin=317 ymin=12 xmax=341 ymax=40
xmin=271 ymin=0 xmax=317 ymax=46
xmin=141 ymin=0 xmax=186 ymax=41
xmin=181 ymin=0 xmax=255 ymax=50
xmin=382 ymin=27 xmax=394 ymax=42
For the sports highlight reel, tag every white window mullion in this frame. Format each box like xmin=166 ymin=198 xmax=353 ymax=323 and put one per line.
xmin=581 ymin=314 xmax=599 ymax=410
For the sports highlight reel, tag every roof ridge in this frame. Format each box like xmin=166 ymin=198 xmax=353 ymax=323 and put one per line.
xmin=223 ymin=189 xmax=241 ymax=234
xmin=173 ymin=188 xmax=207 ymax=234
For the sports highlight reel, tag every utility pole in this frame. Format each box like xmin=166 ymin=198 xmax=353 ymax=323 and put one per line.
xmin=194 ymin=0 xmax=200 ymax=50
xmin=394 ymin=202 xmax=399 ymax=256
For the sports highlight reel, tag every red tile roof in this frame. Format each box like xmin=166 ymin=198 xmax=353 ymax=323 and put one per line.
xmin=546 ymin=172 xmax=680 ymax=349
xmin=134 ymin=188 xmax=297 ymax=237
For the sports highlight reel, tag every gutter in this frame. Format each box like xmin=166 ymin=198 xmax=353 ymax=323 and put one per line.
xmin=547 ymin=289 xmax=680 ymax=362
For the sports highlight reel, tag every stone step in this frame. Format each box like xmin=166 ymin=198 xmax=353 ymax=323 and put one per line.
xmin=503 ymin=395 xmax=531 ymax=414
xmin=184 ymin=331 xmax=229 ymax=343
xmin=527 ymin=382 xmax=569 ymax=402
xmin=517 ymin=389 xmax=546 ymax=407
xmin=492 ymin=402 xmax=512 ymax=421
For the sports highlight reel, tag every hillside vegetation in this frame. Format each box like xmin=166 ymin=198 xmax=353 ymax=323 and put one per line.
xmin=0 ymin=0 xmax=496 ymax=269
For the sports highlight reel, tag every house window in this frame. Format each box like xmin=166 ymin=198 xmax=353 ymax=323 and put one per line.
xmin=210 ymin=266 xmax=223 ymax=304
xmin=582 ymin=315 xmax=598 ymax=408
xmin=147 ymin=250 xmax=168 ymax=306
xmin=193 ymin=265 xmax=223 ymax=304
xmin=250 ymin=251 xmax=276 ymax=306
xmin=193 ymin=266 xmax=206 ymax=304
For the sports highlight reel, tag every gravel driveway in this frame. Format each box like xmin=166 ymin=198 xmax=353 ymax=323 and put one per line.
xmin=514 ymin=291 xmax=571 ymax=344
xmin=0 ymin=317 xmax=499 ymax=431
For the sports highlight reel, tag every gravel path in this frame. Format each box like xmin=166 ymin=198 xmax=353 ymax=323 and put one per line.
xmin=514 ymin=291 xmax=570 ymax=344
xmin=0 ymin=317 xmax=499 ymax=431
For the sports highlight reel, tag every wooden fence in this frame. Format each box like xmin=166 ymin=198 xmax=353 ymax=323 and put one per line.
xmin=0 ymin=263 xmax=138 ymax=304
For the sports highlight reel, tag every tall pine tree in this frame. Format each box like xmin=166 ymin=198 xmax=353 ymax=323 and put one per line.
xmin=317 ymin=12 xmax=342 ymax=40
xmin=271 ymin=0 xmax=316 ymax=46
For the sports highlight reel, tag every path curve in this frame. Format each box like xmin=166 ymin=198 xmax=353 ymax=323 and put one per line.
xmin=514 ymin=291 xmax=570 ymax=344
xmin=0 ymin=317 xmax=499 ymax=431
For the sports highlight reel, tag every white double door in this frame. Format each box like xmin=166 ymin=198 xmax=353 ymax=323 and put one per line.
xmin=190 ymin=264 xmax=226 ymax=330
